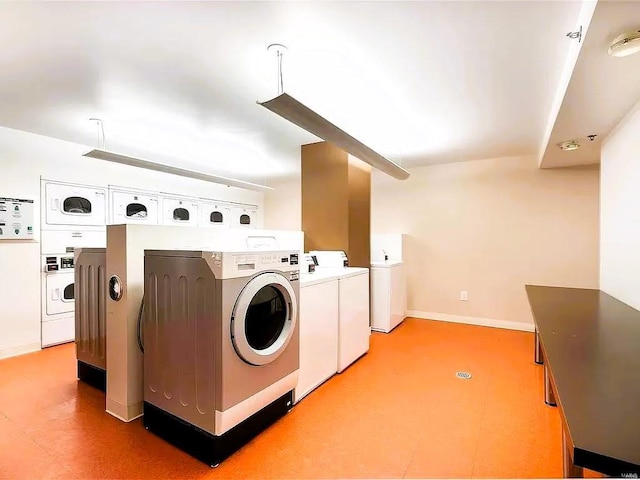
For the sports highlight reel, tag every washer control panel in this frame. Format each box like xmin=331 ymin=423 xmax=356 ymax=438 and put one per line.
xmin=44 ymin=255 xmax=74 ymax=272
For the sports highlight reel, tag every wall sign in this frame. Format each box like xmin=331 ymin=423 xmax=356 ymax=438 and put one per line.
xmin=0 ymin=197 xmax=34 ymax=240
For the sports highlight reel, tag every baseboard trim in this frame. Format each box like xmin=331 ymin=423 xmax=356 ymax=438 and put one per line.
xmin=106 ymin=398 xmax=143 ymax=423
xmin=0 ymin=342 xmax=42 ymax=360
xmin=406 ymin=310 xmax=534 ymax=332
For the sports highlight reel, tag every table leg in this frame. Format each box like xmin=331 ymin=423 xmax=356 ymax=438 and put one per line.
xmin=562 ymin=428 xmax=584 ymax=478
xmin=544 ymin=363 xmax=557 ymax=407
xmin=534 ymin=329 xmax=543 ymax=365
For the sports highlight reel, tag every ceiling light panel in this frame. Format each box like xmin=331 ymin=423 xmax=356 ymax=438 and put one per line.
xmin=608 ymin=30 xmax=640 ymax=57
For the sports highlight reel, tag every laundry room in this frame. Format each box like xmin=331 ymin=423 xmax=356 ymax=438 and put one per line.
xmin=1 ymin=1 xmax=640 ymax=479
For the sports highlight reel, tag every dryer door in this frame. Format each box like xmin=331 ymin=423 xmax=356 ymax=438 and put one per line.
xmin=231 ymin=272 xmax=297 ymax=366
xmin=46 ymin=272 xmax=75 ymax=315
xmin=110 ymin=190 xmax=159 ymax=224
xmin=45 ymin=182 xmax=106 ymax=226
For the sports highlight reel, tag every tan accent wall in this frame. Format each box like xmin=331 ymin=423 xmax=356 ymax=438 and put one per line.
xmin=301 ymin=142 xmax=371 ymax=267
xmin=347 ymin=156 xmax=371 ymax=268
xmin=265 ymin=154 xmax=600 ymax=325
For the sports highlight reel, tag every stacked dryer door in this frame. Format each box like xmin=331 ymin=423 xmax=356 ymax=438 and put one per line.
xmin=43 ymin=181 xmax=107 ymax=228
xmin=161 ymin=195 xmax=199 ymax=226
xmin=199 ymin=201 xmax=231 ymax=228
xmin=232 ymin=204 xmax=258 ymax=228
xmin=110 ymin=187 xmax=159 ymax=224
xmin=40 ymin=180 xmax=107 ymax=347
xmin=75 ymin=248 xmax=107 ymax=391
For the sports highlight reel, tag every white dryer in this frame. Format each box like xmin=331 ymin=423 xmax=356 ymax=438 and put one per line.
xmin=42 ymin=180 xmax=106 ymax=228
xmin=199 ymin=200 xmax=231 ymax=228
xmin=40 ymin=229 xmax=106 ymax=347
xmin=143 ymin=249 xmax=300 ymax=466
xmin=161 ymin=195 xmax=199 ymax=226
xmin=109 ymin=187 xmax=159 ymax=224
xmin=231 ymin=204 xmax=258 ymax=228
xmin=41 ymin=253 xmax=76 ymax=347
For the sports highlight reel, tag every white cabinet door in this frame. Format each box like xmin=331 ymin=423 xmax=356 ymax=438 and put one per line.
xmin=44 ymin=182 xmax=106 ymax=227
xmin=296 ymin=280 xmax=339 ymax=403
xmin=338 ymin=272 xmax=370 ymax=372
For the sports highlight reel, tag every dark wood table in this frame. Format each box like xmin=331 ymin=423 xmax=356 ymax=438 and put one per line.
xmin=526 ymin=285 xmax=640 ymax=478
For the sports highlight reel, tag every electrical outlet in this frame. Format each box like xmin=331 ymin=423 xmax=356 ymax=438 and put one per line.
xmin=460 ymin=290 xmax=468 ymax=301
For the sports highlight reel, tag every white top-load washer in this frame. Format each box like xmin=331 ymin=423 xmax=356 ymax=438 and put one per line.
xmin=309 ymin=250 xmax=370 ymax=373
xmin=296 ymin=269 xmax=341 ymax=403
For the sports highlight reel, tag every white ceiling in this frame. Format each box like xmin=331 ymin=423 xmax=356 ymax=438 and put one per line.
xmin=541 ymin=0 xmax=640 ymax=168
xmin=0 ymin=1 xmax=583 ymax=182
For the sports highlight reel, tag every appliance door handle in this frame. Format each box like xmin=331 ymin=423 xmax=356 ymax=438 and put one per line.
xmin=52 ymin=198 xmax=59 ymax=211
xmin=52 ymin=288 xmax=60 ymax=301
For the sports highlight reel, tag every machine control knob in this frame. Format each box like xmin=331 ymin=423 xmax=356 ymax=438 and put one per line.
xmin=109 ymin=275 xmax=124 ymax=301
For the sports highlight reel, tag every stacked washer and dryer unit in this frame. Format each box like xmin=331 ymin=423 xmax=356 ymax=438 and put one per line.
xmin=40 ymin=180 xmax=107 ymax=348
xmin=41 ymin=179 xmax=260 ymax=384
xmin=143 ymin=248 xmax=300 ymax=466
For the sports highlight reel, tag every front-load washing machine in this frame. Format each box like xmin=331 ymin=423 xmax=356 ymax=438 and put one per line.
xmin=143 ymin=249 xmax=300 ymax=466
xmin=75 ymin=248 xmax=107 ymax=392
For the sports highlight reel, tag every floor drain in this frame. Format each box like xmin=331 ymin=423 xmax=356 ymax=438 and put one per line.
xmin=456 ymin=371 xmax=472 ymax=379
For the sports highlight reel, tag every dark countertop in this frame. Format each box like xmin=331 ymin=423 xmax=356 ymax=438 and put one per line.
xmin=526 ymin=285 xmax=640 ymax=476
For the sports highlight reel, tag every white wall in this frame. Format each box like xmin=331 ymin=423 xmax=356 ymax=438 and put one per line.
xmin=600 ymin=99 xmax=640 ymax=310
xmin=264 ymin=155 xmax=600 ymax=328
xmin=264 ymin=176 xmax=301 ymax=231
xmin=0 ymin=126 xmax=263 ymax=358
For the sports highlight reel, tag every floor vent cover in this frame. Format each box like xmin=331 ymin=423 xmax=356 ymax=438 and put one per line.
xmin=456 ymin=371 xmax=472 ymax=379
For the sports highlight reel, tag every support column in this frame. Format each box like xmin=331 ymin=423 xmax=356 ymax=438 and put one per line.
xmin=301 ymin=142 xmax=371 ymax=267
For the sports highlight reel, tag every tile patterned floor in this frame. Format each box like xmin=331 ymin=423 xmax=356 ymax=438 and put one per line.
xmin=0 ymin=318 xmax=593 ymax=479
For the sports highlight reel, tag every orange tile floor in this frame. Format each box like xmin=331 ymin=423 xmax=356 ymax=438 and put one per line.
xmin=0 ymin=318 xmax=597 ymax=479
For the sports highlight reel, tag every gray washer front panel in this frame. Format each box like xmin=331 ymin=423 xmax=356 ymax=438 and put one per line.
xmin=143 ymin=251 xmax=299 ymax=435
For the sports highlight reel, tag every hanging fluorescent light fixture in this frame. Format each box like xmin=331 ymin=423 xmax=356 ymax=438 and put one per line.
xmin=82 ymin=119 xmax=271 ymax=192
xmin=257 ymin=44 xmax=410 ymax=181
xmin=83 ymin=149 xmax=272 ymax=192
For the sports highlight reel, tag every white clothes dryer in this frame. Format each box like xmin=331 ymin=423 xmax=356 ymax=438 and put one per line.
xmin=199 ymin=201 xmax=232 ymax=228
xmin=160 ymin=195 xmax=199 ymax=226
xmin=231 ymin=204 xmax=258 ymax=228
xmin=41 ymin=253 xmax=75 ymax=347
xmin=42 ymin=180 xmax=106 ymax=228
xmin=109 ymin=187 xmax=159 ymax=225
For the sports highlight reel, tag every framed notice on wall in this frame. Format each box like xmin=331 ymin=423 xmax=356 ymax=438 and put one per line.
xmin=0 ymin=197 xmax=34 ymax=240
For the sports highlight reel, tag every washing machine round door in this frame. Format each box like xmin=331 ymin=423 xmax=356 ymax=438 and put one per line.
xmin=231 ymin=272 xmax=297 ymax=366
